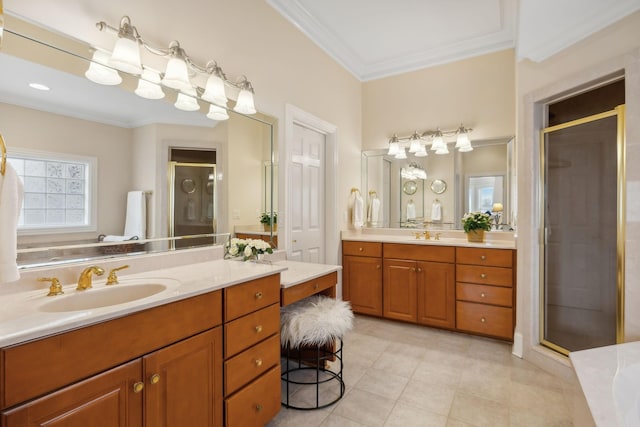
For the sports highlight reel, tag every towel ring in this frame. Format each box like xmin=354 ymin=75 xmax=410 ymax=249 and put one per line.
xmin=0 ymin=134 xmax=6 ymax=176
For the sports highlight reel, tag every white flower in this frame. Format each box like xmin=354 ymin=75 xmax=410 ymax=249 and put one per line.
xmin=244 ymin=245 xmax=253 ymax=257
xmin=229 ymin=246 xmax=238 ymax=256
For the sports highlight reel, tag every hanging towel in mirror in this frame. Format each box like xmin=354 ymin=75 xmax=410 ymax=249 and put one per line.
xmin=124 ymin=191 xmax=147 ymax=239
xmin=0 ymin=163 xmax=24 ymax=283
xmin=406 ymin=200 xmax=416 ymax=220
xmin=431 ymin=200 xmax=442 ymax=221
xmin=370 ymin=196 xmax=381 ymax=224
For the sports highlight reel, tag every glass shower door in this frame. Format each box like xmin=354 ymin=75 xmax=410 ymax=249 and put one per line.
xmin=541 ymin=107 xmax=625 ymax=354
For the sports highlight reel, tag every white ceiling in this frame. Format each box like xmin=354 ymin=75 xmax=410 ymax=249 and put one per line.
xmin=267 ymin=0 xmax=640 ymax=81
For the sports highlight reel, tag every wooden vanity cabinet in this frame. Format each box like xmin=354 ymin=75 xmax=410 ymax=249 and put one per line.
xmin=382 ymin=244 xmax=455 ymax=329
xmin=455 ymin=247 xmax=516 ymax=340
xmin=1 ymin=292 xmax=224 ymax=427
xmin=222 ymin=274 xmax=281 ymax=427
xmin=342 ymin=241 xmax=383 ymax=316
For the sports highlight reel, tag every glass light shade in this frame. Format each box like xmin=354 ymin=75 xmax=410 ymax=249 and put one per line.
xmin=85 ymin=50 xmax=122 ymax=86
xmin=458 ymin=145 xmax=474 ymax=152
xmin=408 ymin=138 xmax=422 ymax=153
xmin=207 ymin=104 xmax=229 ymax=121
xmin=108 ymin=37 xmax=142 ymax=75
xmin=174 ymin=88 xmax=200 ymax=111
xmin=394 ymin=147 xmax=407 ymax=159
xmin=431 ymin=135 xmax=445 ymax=151
xmin=135 ymin=69 xmax=165 ymax=99
xmin=435 ymin=144 xmax=450 ymax=155
xmin=162 ymin=57 xmax=192 ymax=91
xmin=387 ymin=141 xmax=399 ymax=155
xmin=202 ymin=74 xmax=228 ymax=106
xmin=455 ymin=132 xmax=470 ymax=148
xmin=414 ymin=147 xmax=428 ymax=157
xmin=414 ymin=168 xmax=427 ymax=180
xmin=234 ymin=89 xmax=256 ymax=114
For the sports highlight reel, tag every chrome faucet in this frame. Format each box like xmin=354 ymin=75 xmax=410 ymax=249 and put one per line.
xmin=77 ymin=266 xmax=105 ymax=290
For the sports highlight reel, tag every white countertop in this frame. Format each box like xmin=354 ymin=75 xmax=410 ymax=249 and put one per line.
xmin=341 ymin=229 xmax=516 ymax=249
xmin=274 ymin=260 xmax=342 ymax=288
xmin=570 ymin=341 xmax=640 ymax=426
xmin=0 ymin=259 xmax=286 ymax=348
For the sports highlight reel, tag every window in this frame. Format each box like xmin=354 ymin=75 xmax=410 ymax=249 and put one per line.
xmin=8 ymin=149 xmax=97 ymax=234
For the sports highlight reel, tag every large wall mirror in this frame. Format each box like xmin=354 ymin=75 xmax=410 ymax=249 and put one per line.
xmin=362 ymin=136 xmax=515 ymax=230
xmin=0 ymin=16 xmax=277 ymax=267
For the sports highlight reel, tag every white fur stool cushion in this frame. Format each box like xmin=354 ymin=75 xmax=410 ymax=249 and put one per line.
xmin=280 ymin=295 xmax=354 ymax=349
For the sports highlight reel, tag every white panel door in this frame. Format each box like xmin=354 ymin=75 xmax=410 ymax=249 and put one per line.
xmin=289 ymin=123 xmax=325 ymax=263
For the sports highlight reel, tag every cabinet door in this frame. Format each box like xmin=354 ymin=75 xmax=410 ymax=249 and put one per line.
xmin=343 ymin=255 xmax=383 ymax=316
xmin=417 ymin=262 xmax=455 ymax=328
xmin=1 ymin=360 xmax=142 ymax=427
xmin=382 ymin=259 xmax=417 ymax=322
xmin=144 ymin=328 xmax=223 ymax=427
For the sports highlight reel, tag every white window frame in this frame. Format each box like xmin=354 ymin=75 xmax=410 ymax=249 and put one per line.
xmin=10 ymin=148 xmax=98 ymax=235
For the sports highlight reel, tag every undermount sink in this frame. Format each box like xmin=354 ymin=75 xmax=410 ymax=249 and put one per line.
xmin=39 ymin=279 xmax=179 ymax=312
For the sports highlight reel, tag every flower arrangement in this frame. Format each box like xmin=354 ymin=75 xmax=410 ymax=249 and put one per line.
xmin=259 ymin=211 xmax=277 ymax=225
xmin=226 ymin=238 xmax=273 ymax=261
xmin=462 ymin=211 xmax=492 ymax=233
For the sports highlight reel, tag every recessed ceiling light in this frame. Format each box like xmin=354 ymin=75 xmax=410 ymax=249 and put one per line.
xmin=29 ymin=83 xmax=50 ymax=91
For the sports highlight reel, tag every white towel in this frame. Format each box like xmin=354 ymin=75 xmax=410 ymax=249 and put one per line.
xmin=0 ymin=164 xmax=24 ymax=283
xmin=124 ymin=191 xmax=146 ymax=239
xmin=406 ymin=201 xmax=416 ymax=220
xmin=431 ymin=200 xmax=442 ymax=221
xmin=370 ymin=197 xmax=381 ymax=224
xmin=353 ymin=192 xmax=364 ymax=227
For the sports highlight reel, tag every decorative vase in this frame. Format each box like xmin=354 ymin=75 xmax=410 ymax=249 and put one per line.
xmin=467 ymin=229 xmax=485 ymax=243
xmin=262 ymin=223 xmax=277 ymax=232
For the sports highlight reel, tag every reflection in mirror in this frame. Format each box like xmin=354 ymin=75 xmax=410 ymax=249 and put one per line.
xmin=362 ymin=136 xmax=514 ymax=230
xmin=0 ymin=17 xmax=277 ymax=268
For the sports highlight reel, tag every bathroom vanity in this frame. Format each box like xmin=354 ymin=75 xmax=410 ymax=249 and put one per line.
xmin=0 ymin=258 xmax=287 ymax=427
xmin=342 ymin=230 xmax=516 ymax=341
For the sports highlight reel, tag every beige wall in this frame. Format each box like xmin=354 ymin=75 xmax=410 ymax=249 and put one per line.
xmin=516 ymin=10 xmax=640 ymax=375
xmin=362 ymin=49 xmax=516 ymax=147
xmin=0 ymin=102 xmax=133 ymax=244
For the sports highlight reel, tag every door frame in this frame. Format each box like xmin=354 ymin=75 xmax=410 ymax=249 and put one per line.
xmin=282 ymin=104 xmax=338 ymax=265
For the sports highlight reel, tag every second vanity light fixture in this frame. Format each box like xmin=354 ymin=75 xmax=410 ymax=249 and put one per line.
xmin=84 ymin=15 xmax=256 ymax=120
xmin=387 ymin=124 xmax=473 ymax=159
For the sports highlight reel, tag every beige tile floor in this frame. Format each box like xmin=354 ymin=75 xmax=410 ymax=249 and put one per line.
xmin=268 ymin=315 xmax=576 ymax=427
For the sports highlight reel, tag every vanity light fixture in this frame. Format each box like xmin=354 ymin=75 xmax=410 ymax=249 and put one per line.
xmin=90 ymin=15 xmax=257 ymax=120
xmin=401 ymin=162 xmax=427 ymax=180
xmin=387 ymin=124 xmax=473 ymax=157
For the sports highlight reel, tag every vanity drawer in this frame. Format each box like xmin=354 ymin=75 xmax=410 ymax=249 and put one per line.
xmin=281 ymin=271 xmax=337 ymax=306
xmin=224 ymin=274 xmax=280 ymax=321
xmin=224 ymin=304 xmax=280 ymax=358
xmin=456 ymin=301 xmax=513 ymax=340
xmin=343 ymin=241 xmax=382 ymax=257
xmin=456 ymin=265 xmax=513 ymax=287
xmin=456 ymin=247 xmax=513 ymax=267
xmin=456 ymin=283 xmax=512 ymax=307
xmin=225 ymin=366 xmax=281 ymax=427
xmin=224 ymin=334 xmax=280 ymax=395
xmin=384 ymin=243 xmax=454 ymax=263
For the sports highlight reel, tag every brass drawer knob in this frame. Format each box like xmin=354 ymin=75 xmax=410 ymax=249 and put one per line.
xmin=480 ymin=273 xmax=487 ymax=279
xmin=150 ymin=373 xmax=160 ymax=385
xmin=359 ymin=247 xmax=364 ymax=252
xmin=480 ymin=317 xmax=487 ymax=323
xmin=480 ymin=255 xmax=486 ymax=260
xmin=133 ymin=382 xmax=144 ymax=393
xmin=256 ymin=404 xmax=263 ymax=412
xmin=376 ymin=265 xmax=381 ymax=269
xmin=255 ymin=325 xmax=263 ymax=333
xmin=313 ymin=283 xmax=319 ymax=290
xmin=480 ymin=292 xmax=486 ymax=298
xmin=254 ymin=358 xmax=263 ymax=367
xmin=417 ymin=267 xmax=422 ymax=272
xmin=255 ymin=291 xmax=263 ymax=299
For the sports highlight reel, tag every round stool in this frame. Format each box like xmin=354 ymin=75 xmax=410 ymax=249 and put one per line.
xmin=280 ymin=295 xmax=353 ymax=410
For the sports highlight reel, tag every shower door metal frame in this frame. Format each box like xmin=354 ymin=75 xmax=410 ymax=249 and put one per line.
xmin=539 ymin=104 xmax=626 ymax=356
